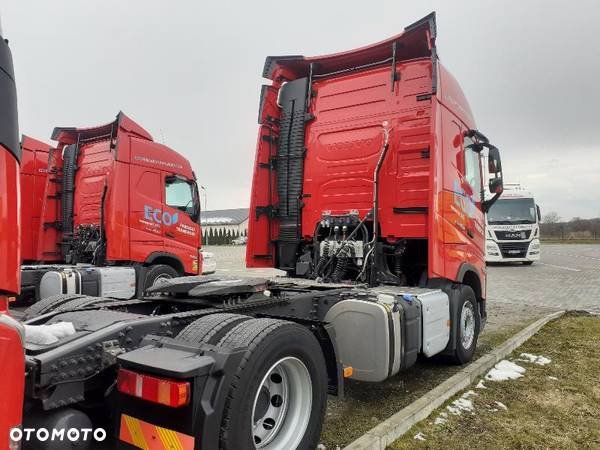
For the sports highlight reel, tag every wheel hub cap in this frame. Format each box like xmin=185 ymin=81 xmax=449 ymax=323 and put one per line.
xmin=461 ymin=302 xmax=476 ymax=349
xmin=251 ymin=357 xmax=312 ymax=449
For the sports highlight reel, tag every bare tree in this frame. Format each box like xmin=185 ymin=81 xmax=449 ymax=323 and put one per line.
xmin=542 ymin=212 xmax=560 ymax=224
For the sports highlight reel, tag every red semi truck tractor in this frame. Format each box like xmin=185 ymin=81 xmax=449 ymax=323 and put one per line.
xmin=19 ymin=113 xmax=203 ymax=302
xmin=16 ymin=13 xmax=503 ymax=450
xmin=0 ymin=19 xmax=26 ymax=450
xmin=247 ymin=13 xmax=503 ymax=299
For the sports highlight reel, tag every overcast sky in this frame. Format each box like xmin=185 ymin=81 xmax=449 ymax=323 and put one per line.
xmin=3 ymin=0 xmax=599 ymax=219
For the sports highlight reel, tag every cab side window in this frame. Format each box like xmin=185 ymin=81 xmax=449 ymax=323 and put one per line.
xmin=463 ymin=136 xmax=482 ymax=202
xmin=165 ymin=177 xmax=194 ymax=215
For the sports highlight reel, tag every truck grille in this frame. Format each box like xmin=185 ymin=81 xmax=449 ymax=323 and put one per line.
xmin=494 ymin=230 xmax=531 ymax=240
xmin=498 ymin=241 xmax=530 ymax=258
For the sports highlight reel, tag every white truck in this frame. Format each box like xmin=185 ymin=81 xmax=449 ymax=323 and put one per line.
xmin=485 ymin=184 xmax=541 ymax=264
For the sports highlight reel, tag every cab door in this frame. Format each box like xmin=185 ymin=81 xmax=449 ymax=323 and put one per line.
xmin=129 ymin=164 xmax=164 ymax=261
xmin=162 ymin=174 xmax=201 ymax=274
xmin=462 ymin=135 xmax=486 ymax=268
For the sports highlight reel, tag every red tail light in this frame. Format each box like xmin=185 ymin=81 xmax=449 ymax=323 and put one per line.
xmin=117 ymin=368 xmax=190 ymax=408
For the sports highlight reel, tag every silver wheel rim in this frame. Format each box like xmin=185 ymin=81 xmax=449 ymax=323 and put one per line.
xmin=251 ymin=357 xmax=312 ymax=449
xmin=461 ymin=301 xmax=476 ymax=350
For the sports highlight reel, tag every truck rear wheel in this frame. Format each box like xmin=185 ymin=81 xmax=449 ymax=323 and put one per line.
xmin=449 ymin=285 xmax=480 ymax=364
xmin=217 ymin=318 xmax=327 ymax=450
xmin=176 ymin=313 xmax=251 ymax=345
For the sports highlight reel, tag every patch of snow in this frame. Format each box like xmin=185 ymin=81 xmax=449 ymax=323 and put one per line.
xmin=316 ymin=445 xmax=326 ymax=450
xmin=485 ymin=360 xmax=526 ymax=381
xmin=476 ymin=380 xmax=487 ymax=389
xmin=25 ymin=322 xmax=76 ymax=345
xmin=548 ymin=376 xmax=559 ymax=381
xmin=414 ymin=432 xmax=426 ymax=441
xmin=434 ymin=412 xmax=448 ymax=425
xmin=447 ymin=391 xmax=476 ymax=416
xmin=494 ymin=401 xmax=508 ymax=410
xmin=463 ymin=390 xmax=477 ymax=398
xmin=517 ymin=353 xmax=552 ymax=365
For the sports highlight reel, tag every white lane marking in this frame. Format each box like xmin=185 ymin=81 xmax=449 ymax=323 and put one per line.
xmin=543 ymin=251 xmax=600 ymax=261
xmin=539 ymin=262 xmax=581 ymax=272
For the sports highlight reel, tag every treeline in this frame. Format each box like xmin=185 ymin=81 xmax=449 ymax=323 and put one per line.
xmin=202 ymin=228 xmax=247 ymax=245
xmin=541 ymin=213 xmax=600 ymax=240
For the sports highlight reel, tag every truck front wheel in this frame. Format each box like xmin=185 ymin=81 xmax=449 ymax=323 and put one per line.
xmin=217 ymin=318 xmax=327 ymax=450
xmin=450 ymin=285 xmax=480 ymax=365
xmin=143 ymin=264 xmax=179 ymax=294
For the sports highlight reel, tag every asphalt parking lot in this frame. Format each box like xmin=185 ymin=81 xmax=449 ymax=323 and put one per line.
xmin=487 ymin=243 xmax=600 ymax=312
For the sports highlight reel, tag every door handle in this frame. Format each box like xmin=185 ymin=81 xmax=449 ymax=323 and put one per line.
xmin=467 ymin=228 xmax=474 ymax=238
xmin=166 ymin=231 xmax=176 ymax=238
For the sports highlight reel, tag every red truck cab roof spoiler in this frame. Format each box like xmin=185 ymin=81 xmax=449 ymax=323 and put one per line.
xmin=262 ymin=12 xmax=436 ymax=81
xmin=51 ymin=111 xmax=153 ymax=145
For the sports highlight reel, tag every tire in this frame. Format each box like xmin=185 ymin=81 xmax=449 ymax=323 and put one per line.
xmin=449 ymin=285 xmax=480 ymax=365
xmin=522 ymin=261 xmax=534 ymax=265
xmin=23 ymin=407 xmax=93 ymax=450
xmin=143 ymin=264 xmax=180 ymax=294
xmin=21 ymin=294 xmax=86 ymax=321
xmin=176 ymin=313 xmax=251 ymax=346
xmin=52 ymin=296 xmax=115 ymax=314
xmin=217 ymin=318 xmax=327 ymax=450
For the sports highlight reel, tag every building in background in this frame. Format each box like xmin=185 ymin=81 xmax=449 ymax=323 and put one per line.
xmin=201 ymin=208 xmax=249 ymax=245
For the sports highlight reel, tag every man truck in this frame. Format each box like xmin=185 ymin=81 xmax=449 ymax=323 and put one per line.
xmin=485 ymin=183 xmax=540 ymax=264
xmin=0 ymin=17 xmax=26 ymax=450
xmin=10 ymin=12 xmax=503 ymax=450
xmin=18 ymin=113 xmax=204 ymax=302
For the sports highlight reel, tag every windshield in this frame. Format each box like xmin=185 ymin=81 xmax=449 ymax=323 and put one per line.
xmin=487 ymin=198 xmax=537 ymax=225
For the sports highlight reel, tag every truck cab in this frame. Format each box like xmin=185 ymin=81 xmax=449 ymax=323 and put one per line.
xmin=20 ymin=113 xmax=203 ymax=300
xmin=247 ymin=13 xmax=504 ymax=310
xmin=485 ymin=184 xmax=541 ymax=264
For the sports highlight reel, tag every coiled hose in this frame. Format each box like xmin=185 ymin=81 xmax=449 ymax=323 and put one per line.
xmin=331 ymin=246 xmax=350 ymax=282
xmin=313 ymin=240 xmax=330 ymax=278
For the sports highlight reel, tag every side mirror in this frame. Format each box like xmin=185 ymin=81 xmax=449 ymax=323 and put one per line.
xmin=489 ymin=177 xmax=503 ymax=195
xmin=488 ymin=146 xmax=502 ymax=174
xmin=482 ymin=145 xmax=503 ymax=213
xmin=536 ymin=204 xmax=541 ymax=221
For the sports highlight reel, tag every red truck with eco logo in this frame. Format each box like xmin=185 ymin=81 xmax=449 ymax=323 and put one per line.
xmin=19 ymin=113 xmax=203 ymax=302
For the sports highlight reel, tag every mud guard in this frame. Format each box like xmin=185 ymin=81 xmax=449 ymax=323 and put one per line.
xmin=115 ymin=336 xmax=245 ymax=450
